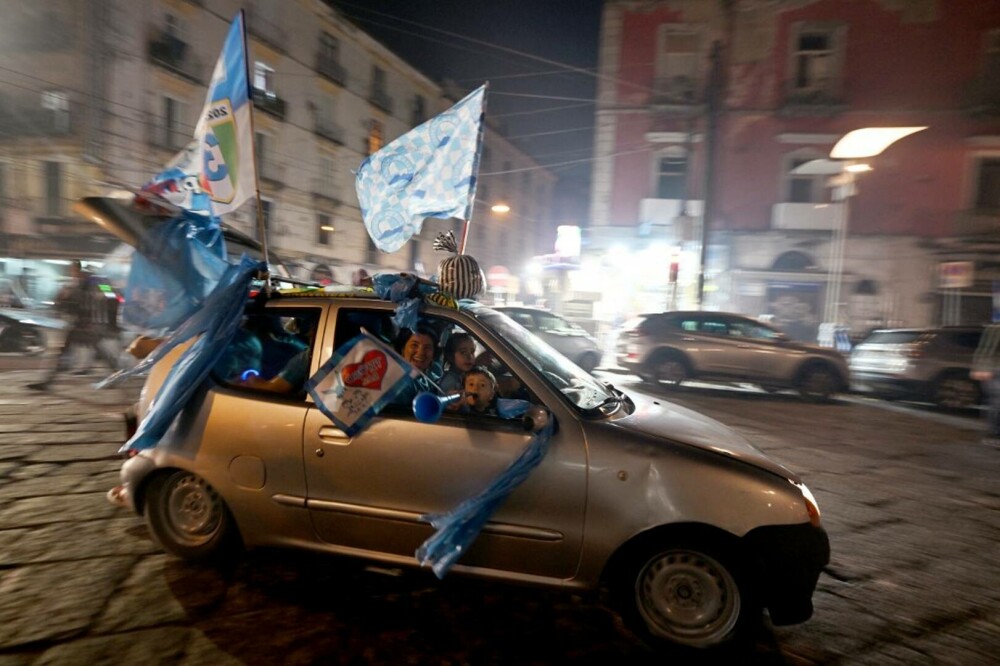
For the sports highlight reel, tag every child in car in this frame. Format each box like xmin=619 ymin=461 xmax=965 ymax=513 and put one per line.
xmin=462 ymin=365 xmax=499 ymax=416
xmin=440 ymin=332 xmax=476 ymax=393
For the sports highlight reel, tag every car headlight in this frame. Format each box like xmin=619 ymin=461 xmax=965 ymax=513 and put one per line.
xmin=793 ymin=481 xmax=822 ymax=527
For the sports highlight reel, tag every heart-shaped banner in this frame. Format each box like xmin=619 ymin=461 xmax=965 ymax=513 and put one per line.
xmin=341 ymin=350 xmax=388 ymax=390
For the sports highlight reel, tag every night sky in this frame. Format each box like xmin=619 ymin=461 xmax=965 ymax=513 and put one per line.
xmin=331 ymin=0 xmax=605 ymax=236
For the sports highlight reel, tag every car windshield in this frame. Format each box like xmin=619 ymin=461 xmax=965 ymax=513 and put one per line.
xmin=467 ymin=304 xmax=617 ymax=413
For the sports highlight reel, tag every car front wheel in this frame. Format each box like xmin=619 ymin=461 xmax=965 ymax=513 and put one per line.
xmin=614 ymin=540 xmax=758 ymax=654
xmin=933 ymin=372 xmax=981 ymax=411
xmin=649 ymin=353 xmax=689 ymax=387
xmin=144 ymin=470 xmax=239 ymax=560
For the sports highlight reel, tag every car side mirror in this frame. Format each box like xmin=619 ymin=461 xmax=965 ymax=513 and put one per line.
xmin=522 ymin=405 xmax=550 ymax=433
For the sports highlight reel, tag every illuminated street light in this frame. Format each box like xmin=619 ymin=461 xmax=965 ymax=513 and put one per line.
xmin=816 ymin=126 xmax=927 ymax=335
xmin=490 ymin=203 xmax=511 ymax=214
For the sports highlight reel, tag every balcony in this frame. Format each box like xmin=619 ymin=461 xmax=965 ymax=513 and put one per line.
xmin=637 ymin=198 xmax=703 ymax=243
xmin=146 ymin=120 xmax=189 ymax=153
xmin=316 ymin=55 xmax=347 ymax=86
xmin=651 ymin=76 xmax=702 ymax=107
xmin=258 ymin=161 xmax=285 ymax=187
xmin=771 ymin=202 xmax=844 ymax=231
xmin=147 ymin=31 xmax=203 ymax=83
xmin=780 ymin=81 xmax=847 ymax=117
xmin=245 ymin=10 xmax=287 ymax=52
xmin=253 ymin=89 xmax=286 ymax=120
xmin=0 ymin=101 xmax=77 ymax=138
xmin=311 ymin=178 xmax=340 ymax=205
xmin=953 ymin=209 xmax=1000 ymax=238
xmin=314 ymin=119 xmax=345 ymax=145
xmin=963 ymin=76 xmax=1000 ymax=117
xmin=370 ymin=88 xmax=394 ymax=114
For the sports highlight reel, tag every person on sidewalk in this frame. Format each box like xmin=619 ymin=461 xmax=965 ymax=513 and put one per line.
xmin=28 ymin=261 xmax=120 ymax=391
xmin=971 ymin=322 xmax=1000 ymax=446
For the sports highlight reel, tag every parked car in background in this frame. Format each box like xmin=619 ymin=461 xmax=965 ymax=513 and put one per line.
xmin=117 ymin=292 xmax=829 ymax=656
xmin=0 ymin=308 xmax=65 ymax=355
xmin=849 ymin=326 xmax=984 ymax=410
xmin=495 ymin=306 xmax=603 ymax=373
xmin=616 ymin=311 xmax=849 ymax=401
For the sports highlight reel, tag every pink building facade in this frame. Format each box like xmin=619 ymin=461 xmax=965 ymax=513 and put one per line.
xmin=590 ymin=0 xmax=1000 ymax=339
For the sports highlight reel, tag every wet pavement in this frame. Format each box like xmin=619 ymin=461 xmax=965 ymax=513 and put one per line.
xmin=0 ymin=369 xmax=997 ymax=665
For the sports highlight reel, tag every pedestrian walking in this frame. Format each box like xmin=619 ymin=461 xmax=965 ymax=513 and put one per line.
xmin=971 ymin=322 xmax=1000 ymax=446
xmin=28 ymin=261 xmax=121 ymax=391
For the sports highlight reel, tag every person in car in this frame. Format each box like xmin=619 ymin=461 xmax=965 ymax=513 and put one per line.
xmin=390 ymin=326 xmax=441 ymax=409
xmin=462 ymin=365 xmax=499 ymax=416
xmin=439 ymin=333 xmax=476 ymax=393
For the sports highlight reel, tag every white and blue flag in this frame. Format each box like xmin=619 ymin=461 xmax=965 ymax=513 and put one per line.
xmin=139 ymin=11 xmax=256 ymax=217
xmin=355 ymin=84 xmax=486 ymax=253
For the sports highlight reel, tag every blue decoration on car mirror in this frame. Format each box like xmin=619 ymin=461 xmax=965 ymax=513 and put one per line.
xmin=416 ymin=419 xmax=554 ymax=578
xmin=100 ymin=257 xmax=265 ymax=452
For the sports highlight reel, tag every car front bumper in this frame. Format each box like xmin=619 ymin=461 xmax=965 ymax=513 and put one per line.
xmin=743 ymin=522 xmax=830 ymax=625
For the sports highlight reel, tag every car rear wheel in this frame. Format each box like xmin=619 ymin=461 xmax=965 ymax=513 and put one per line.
xmin=145 ymin=470 xmax=239 ymax=560
xmin=649 ymin=353 xmax=689 ymax=387
xmin=796 ymin=365 xmax=838 ymax=402
xmin=17 ymin=327 xmax=46 ymax=355
xmin=933 ymin=372 xmax=981 ymax=411
xmin=614 ymin=540 xmax=758 ymax=654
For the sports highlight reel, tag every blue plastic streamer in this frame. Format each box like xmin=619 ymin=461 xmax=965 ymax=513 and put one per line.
xmin=415 ymin=420 xmax=554 ymax=578
xmin=105 ymin=256 xmax=265 ymax=453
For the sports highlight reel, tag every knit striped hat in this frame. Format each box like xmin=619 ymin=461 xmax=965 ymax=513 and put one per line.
xmin=434 ymin=231 xmax=485 ymax=300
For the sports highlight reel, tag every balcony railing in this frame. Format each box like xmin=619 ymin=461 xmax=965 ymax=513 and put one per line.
xmin=245 ymin=10 xmax=287 ymax=52
xmin=314 ymin=119 xmax=345 ymax=145
xmin=963 ymin=76 xmax=1000 ymax=117
xmin=146 ymin=119 xmax=188 ymax=152
xmin=0 ymin=100 xmax=77 ymax=138
xmin=311 ymin=178 xmax=340 ymax=204
xmin=651 ymin=76 xmax=701 ymax=106
xmin=148 ymin=32 xmax=203 ymax=83
xmin=253 ymin=89 xmax=286 ymax=120
xmin=954 ymin=209 xmax=1000 ymax=238
xmin=258 ymin=161 xmax=285 ymax=186
xmin=771 ymin=202 xmax=844 ymax=231
xmin=781 ymin=80 xmax=847 ymax=116
xmin=316 ymin=55 xmax=347 ymax=86
xmin=370 ymin=88 xmax=394 ymax=114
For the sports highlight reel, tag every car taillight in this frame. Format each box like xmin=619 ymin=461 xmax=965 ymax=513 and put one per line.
xmin=794 ymin=482 xmax=822 ymax=527
xmin=905 ymin=348 xmax=924 ymax=359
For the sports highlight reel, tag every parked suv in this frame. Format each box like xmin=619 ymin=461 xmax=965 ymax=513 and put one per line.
xmin=849 ymin=326 xmax=984 ymax=410
xmin=495 ymin=306 xmax=602 ymax=372
xmin=616 ymin=311 xmax=849 ymax=401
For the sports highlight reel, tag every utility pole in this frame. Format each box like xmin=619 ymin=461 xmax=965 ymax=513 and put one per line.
xmin=697 ymin=40 xmax=723 ymax=308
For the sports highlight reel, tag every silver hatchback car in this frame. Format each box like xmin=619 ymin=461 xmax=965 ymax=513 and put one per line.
xmin=616 ymin=311 xmax=849 ymax=401
xmin=118 ymin=291 xmax=829 ymax=655
xmin=495 ymin=306 xmax=602 ymax=372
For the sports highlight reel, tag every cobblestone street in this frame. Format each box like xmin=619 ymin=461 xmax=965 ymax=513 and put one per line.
xmin=0 ymin=369 xmax=997 ymax=665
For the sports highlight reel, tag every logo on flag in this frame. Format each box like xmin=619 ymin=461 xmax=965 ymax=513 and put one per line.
xmin=355 ymin=84 xmax=487 ymax=254
xmin=307 ymin=334 xmax=416 ymax=436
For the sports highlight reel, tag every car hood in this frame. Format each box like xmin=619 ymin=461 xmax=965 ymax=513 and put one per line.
xmin=0 ymin=308 xmax=67 ymax=329
xmin=610 ymin=390 xmax=799 ymax=482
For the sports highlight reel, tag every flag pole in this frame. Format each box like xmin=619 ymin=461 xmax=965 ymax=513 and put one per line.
xmin=458 ymin=83 xmax=487 ymax=256
xmin=239 ymin=10 xmax=270 ymax=292
xmin=458 ymin=219 xmax=471 ymax=255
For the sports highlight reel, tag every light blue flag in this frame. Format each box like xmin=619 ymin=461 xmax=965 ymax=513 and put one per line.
xmin=355 ymin=85 xmax=487 ymax=253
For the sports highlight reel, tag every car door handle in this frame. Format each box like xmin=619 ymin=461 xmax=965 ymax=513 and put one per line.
xmin=737 ymin=344 xmax=753 ymax=349
xmin=682 ymin=336 xmax=696 ymax=342
xmin=318 ymin=425 xmax=351 ymax=445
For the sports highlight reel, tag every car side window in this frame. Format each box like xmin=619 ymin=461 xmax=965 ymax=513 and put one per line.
xmin=510 ymin=312 xmax=535 ymax=330
xmin=679 ymin=319 xmax=699 ymax=332
xmin=700 ymin=319 xmax=727 ymax=336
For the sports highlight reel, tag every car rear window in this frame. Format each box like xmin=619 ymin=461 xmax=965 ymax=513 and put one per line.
xmin=861 ymin=331 xmax=925 ymax=345
xmin=935 ymin=330 xmax=983 ymax=349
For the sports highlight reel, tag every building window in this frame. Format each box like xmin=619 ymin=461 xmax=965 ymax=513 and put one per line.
xmin=784 ymin=154 xmax=826 ymax=203
xmin=656 ymin=154 xmax=687 ymax=199
xmin=41 ymin=90 xmax=69 ymax=134
xmin=974 ymin=157 xmax=1000 ymax=211
xmin=44 ymin=161 xmax=62 ymax=216
xmin=789 ymin=24 xmax=843 ymax=98
xmin=367 ymin=119 xmax=383 ymax=155
xmin=165 ymin=12 xmax=184 ymax=38
xmin=319 ymin=31 xmax=339 ymax=63
xmin=161 ymin=97 xmax=186 ymax=149
xmin=412 ymin=95 xmax=426 ymax=126
xmin=254 ymin=61 xmax=276 ymax=95
xmin=317 ymin=213 xmax=333 ymax=245
xmin=372 ymin=66 xmax=386 ymax=95
xmin=655 ymin=26 xmax=701 ymax=101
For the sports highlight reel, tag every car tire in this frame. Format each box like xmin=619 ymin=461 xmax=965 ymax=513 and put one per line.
xmin=932 ymin=372 xmax=981 ymax=411
xmin=649 ymin=352 xmax=689 ymax=387
xmin=796 ymin=364 xmax=839 ymax=402
xmin=576 ymin=352 xmax=600 ymax=374
xmin=144 ymin=470 xmax=240 ymax=561
xmin=613 ymin=538 xmax=759 ymax=655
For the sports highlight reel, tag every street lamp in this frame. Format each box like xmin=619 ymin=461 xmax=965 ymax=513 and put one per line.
xmin=793 ymin=126 xmax=927 ymax=336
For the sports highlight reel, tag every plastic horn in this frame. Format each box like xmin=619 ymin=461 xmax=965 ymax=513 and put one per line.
xmin=412 ymin=392 xmax=463 ymax=423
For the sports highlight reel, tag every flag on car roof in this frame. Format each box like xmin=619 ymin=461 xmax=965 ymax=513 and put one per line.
xmin=307 ymin=333 xmax=418 ymax=436
xmin=355 ymin=84 xmax=486 ymax=253
xmin=138 ymin=11 xmax=256 ymax=217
